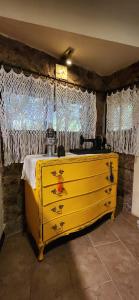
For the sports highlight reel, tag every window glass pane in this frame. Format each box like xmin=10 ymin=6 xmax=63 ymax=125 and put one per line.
xmin=121 ymin=104 xmax=133 ymax=130
xmin=109 ymin=105 xmax=120 ymax=131
xmin=4 ymin=94 xmax=48 ymax=130
xmin=53 ymin=103 xmax=81 ymax=132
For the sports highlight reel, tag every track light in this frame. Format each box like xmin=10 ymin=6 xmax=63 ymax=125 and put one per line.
xmin=60 ymin=47 xmax=74 ymax=66
xmin=66 ymin=58 xmax=72 ymax=66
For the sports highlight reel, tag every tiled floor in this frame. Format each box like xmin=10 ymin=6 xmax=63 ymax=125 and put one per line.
xmin=0 ymin=212 xmax=139 ymax=300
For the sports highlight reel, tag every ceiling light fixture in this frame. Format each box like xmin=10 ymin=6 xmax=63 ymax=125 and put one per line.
xmin=60 ymin=47 xmax=75 ymax=66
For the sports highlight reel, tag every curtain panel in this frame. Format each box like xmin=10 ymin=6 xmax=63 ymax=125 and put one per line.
xmin=0 ymin=66 xmax=97 ymax=165
xmin=55 ymin=83 xmax=97 ymax=151
xmin=0 ymin=66 xmax=54 ymax=165
xmin=106 ymin=87 xmax=139 ymax=155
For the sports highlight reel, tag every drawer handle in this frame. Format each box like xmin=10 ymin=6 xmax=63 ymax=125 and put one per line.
xmin=52 ymin=224 xmax=57 ymax=230
xmin=59 ymin=204 xmax=64 ymax=210
xmin=51 ymin=170 xmax=64 ymax=177
xmin=52 ymin=222 xmax=65 ymax=231
xmin=60 ymin=221 xmax=65 ymax=227
xmin=105 ymin=188 xmax=112 ymax=194
xmin=106 ymin=162 xmax=109 ymax=166
xmin=51 ymin=171 xmax=57 ymax=176
xmin=51 ymin=188 xmax=64 ymax=195
xmin=51 ymin=207 xmax=57 ymax=212
xmin=59 ymin=169 xmax=64 ymax=175
xmin=104 ymin=201 xmax=111 ymax=207
xmin=51 ymin=204 xmax=64 ymax=214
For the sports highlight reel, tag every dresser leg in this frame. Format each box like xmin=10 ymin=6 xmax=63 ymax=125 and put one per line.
xmin=111 ymin=211 xmax=115 ymax=221
xmin=38 ymin=245 xmax=45 ymax=261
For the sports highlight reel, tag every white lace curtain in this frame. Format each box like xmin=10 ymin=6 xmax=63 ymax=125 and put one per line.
xmin=0 ymin=66 xmax=54 ymax=165
xmin=106 ymin=87 xmax=139 ymax=154
xmin=0 ymin=66 xmax=97 ymax=165
xmin=55 ymin=83 xmax=97 ymax=151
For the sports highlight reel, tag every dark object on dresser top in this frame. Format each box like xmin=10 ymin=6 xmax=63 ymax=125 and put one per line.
xmin=57 ymin=145 xmax=65 ymax=157
xmin=70 ymin=149 xmax=111 ymax=155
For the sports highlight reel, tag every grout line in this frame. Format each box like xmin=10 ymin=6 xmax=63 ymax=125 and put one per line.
xmin=88 ymin=235 xmax=123 ymax=300
xmin=93 ymin=239 xmax=120 ymax=248
xmin=110 ymin=227 xmax=139 ymax=266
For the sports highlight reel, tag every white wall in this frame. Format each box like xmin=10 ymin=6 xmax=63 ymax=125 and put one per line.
xmin=132 ymin=156 xmax=139 ymax=217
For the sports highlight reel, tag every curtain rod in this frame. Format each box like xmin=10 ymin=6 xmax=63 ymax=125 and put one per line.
xmin=0 ymin=61 xmax=97 ymax=93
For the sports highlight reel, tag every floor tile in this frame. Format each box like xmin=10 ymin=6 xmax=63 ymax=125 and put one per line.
xmin=0 ymin=270 xmax=31 ymax=300
xmin=96 ymin=241 xmax=139 ymax=299
xmin=88 ymin=220 xmax=119 ymax=246
xmin=95 ymin=281 xmax=121 ymax=299
xmin=111 ymin=217 xmax=139 ymax=261
xmin=0 ymin=233 xmax=35 ymax=278
xmin=122 ymin=211 xmax=138 ymax=228
xmin=45 ymin=243 xmax=68 ymax=264
xmin=30 ymin=260 xmax=72 ymax=300
xmin=67 ymin=239 xmax=110 ymax=290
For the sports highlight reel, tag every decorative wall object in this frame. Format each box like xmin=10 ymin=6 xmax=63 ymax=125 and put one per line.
xmin=56 ymin=64 xmax=67 ymax=80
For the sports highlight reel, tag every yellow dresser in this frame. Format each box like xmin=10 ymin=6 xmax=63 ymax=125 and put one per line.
xmin=24 ymin=153 xmax=118 ymax=260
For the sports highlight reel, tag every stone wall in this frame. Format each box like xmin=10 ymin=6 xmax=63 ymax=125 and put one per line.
xmin=103 ymin=60 xmax=139 ymax=92
xmin=0 ymin=34 xmax=106 ymax=235
xmin=116 ymin=154 xmax=135 ymax=215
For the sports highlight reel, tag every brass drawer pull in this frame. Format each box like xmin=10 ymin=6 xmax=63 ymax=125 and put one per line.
xmin=59 ymin=169 xmax=64 ymax=175
xmin=51 ymin=171 xmax=57 ymax=176
xmin=52 ymin=222 xmax=65 ymax=231
xmin=51 ymin=170 xmax=64 ymax=177
xmin=106 ymin=162 xmax=109 ymax=166
xmin=59 ymin=204 xmax=64 ymax=210
xmin=51 ymin=188 xmax=64 ymax=195
xmin=52 ymin=224 xmax=57 ymax=230
xmin=105 ymin=188 xmax=112 ymax=194
xmin=104 ymin=201 xmax=111 ymax=207
xmin=60 ymin=221 xmax=65 ymax=227
xmin=51 ymin=207 xmax=57 ymax=212
xmin=51 ymin=204 xmax=64 ymax=214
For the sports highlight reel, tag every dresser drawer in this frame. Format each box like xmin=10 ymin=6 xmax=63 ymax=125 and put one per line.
xmin=43 ymin=197 xmax=115 ymax=242
xmin=43 ymin=185 xmax=117 ymax=223
xmin=41 ymin=158 xmax=118 ymax=187
xmin=42 ymin=171 xmax=117 ymax=206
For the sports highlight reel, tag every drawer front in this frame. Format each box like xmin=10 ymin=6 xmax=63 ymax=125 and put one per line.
xmin=43 ymin=185 xmax=117 ymax=223
xmin=43 ymin=197 xmax=115 ymax=242
xmin=42 ymin=158 xmax=118 ymax=187
xmin=42 ymin=171 xmax=117 ymax=206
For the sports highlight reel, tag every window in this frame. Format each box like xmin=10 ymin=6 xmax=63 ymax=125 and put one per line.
xmin=53 ymin=103 xmax=81 ymax=132
xmin=5 ymin=94 xmax=48 ymax=131
xmin=108 ymin=102 xmax=133 ymax=131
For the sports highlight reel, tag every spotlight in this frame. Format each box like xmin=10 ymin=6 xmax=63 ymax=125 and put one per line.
xmin=60 ymin=47 xmax=74 ymax=66
xmin=66 ymin=58 xmax=72 ymax=66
